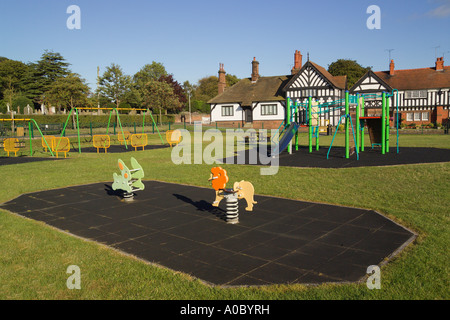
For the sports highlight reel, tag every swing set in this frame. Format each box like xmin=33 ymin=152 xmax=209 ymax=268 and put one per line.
xmin=57 ymin=107 xmax=165 ymax=154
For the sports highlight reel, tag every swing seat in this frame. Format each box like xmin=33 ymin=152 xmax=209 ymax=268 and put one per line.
xmin=93 ymin=135 xmax=110 ymax=153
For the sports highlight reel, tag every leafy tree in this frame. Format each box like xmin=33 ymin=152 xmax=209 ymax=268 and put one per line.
xmin=44 ymin=73 xmax=90 ymax=111
xmin=97 ymin=63 xmax=132 ymax=109
xmin=0 ymin=58 xmax=29 ymax=101
xmin=133 ymin=61 xmax=168 ymax=86
xmin=158 ymin=74 xmax=186 ymax=112
xmin=226 ymin=74 xmax=240 ymax=87
xmin=327 ymin=59 xmax=371 ymax=88
xmin=193 ymin=76 xmax=219 ymax=102
xmin=25 ymin=50 xmax=71 ymax=103
xmin=141 ymin=80 xmax=182 ymax=123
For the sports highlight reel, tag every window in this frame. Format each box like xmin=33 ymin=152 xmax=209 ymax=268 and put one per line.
xmin=414 ymin=112 xmax=421 ymax=121
xmin=422 ymin=112 xmax=429 ymax=121
xmin=302 ymin=89 xmax=317 ymax=97
xmin=261 ymin=104 xmax=277 ymax=116
xmin=406 ymin=113 xmax=413 ymax=121
xmin=405 ymin=90 xmax=427 ymax=99
xmin=221 ymin=105 xmax=234 ymax=117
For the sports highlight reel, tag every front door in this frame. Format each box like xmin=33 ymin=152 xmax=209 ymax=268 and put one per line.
xmin=245 ymin=108 xmax=253 ymax=123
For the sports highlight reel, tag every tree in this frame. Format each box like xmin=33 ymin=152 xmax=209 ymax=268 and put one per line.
xmin=97 ymin=63 xmax=132 ymax=109
xmin=158 ymin=74 xmax=186 ymax=112
xmin=193 ymin=76 xmax=219 ymax=102
xmin=133 ymin=61 xmax=168 ymax=86
xmin=45 ymin=73 xmax=90 ymax=128
xmin=141 ymin=80 xmax=182 ymax=123
xmin=44 ymin=73 xmax=90 ymax=111
xmin=25 ymin=50 xmax=71 ymax=104
xmin=0 ymin=58 xmax=29 ymax=101
xmin=327 ymin=59 xmax=371 ymax=88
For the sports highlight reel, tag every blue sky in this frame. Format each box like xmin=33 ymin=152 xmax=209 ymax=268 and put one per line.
xmin=1 ymin=0 xmax=449 ymax=91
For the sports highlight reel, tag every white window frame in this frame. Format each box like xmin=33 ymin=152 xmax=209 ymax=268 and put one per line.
xmin=414 ymin=112 xmax=421 ymax=121
xmin=405 ymin=90 xmax=427 ymax=99
xmin=422 ymin=112 xmax=429 ymax=121
xmin=221 ymin=105 xmax=234 ymax=117
xmin=261 ymin=104 xmax=278 ymax=116
xmin=406 ymin=112 xmax=413 ymax=121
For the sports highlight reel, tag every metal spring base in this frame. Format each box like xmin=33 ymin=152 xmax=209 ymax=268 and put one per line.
xmin=224 ymin=193 xmax=239 ymax=224
xmin=122 ymin=191 xmax=135 ymax=202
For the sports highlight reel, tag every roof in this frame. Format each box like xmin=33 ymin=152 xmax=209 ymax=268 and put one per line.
xmin=374 ymin=66 xmax=450 ymax=90
xmin=208 ymin=75 xmax=292 ymax=106
xmin=282 ymin=61 xmax=347 ymax=91
xmin=308 ymin=61 xmax=347 ymax=89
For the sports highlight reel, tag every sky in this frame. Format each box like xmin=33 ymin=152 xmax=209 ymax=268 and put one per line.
xmin=0 ymin=0 xmax=449 ymax=91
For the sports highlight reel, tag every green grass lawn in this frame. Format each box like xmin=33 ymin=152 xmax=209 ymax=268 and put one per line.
xmin=0 ymin=132 xmax=449 ymax=300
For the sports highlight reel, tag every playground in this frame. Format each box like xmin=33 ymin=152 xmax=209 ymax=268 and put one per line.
xmin=0 ymin=111 xmax=448 ymax=299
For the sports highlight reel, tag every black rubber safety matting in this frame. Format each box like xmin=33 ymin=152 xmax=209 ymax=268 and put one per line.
xmin=220 ymin=146 xmax=450 ymax=168
xmin=0 ymin=156 xmax=65 ymax=167
xmin=78 ymin=144 xmax=169 ymax=153
xmin=0 ymin=181 xmax=416 ymax=286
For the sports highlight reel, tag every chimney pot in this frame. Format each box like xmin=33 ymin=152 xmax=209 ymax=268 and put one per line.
xmin=389 ymin=59 xmax=395 ymax=76
xmin=218 ymin=63 xmax=226 ymax=94
xmin=251 ymin=57 xmax=260 ymax=83
xmin=291 ymin=50 xmax=303 ymax=75
xmin=436 ymin=57 xmax=444 ymax=71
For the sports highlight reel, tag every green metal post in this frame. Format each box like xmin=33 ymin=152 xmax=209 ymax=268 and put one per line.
xmin=61 ymin=109 xmax=73 ymax=138
xmin=361 ymin=96 xmax=365 ymax=152
xmin=308 ymin=96 xmax=313 ymax=153
xmin=76 ymin=109 xmax=81 ymax=153
xmin=29 ymin=121 xmax=33 ymax=156
xmin=147 ymin=109 xmax=165 ymax=145
xmin=386 ymin=95 xmax=390 ymax=153
xmin=115 ymin=108 xmax=128 ymax=149
xmin=356 ymin=94 xmax=360 ymax=153
xmin=30 ymin=119 xmax=54 ymax=157
xmin=381 ymin=92 xmax=386 ymax=155
xmin=345 ymin=91 xmax=350 ymax=159
xmin=287 ymin=98 xmax=291 ymax=153
xmin=294 ymin=101 xmax=299 ymax=151
xmin=106 ymin=110 xmax=113 ymax=134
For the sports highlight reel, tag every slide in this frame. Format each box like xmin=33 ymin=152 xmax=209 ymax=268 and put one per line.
xmin=271 ymin=122 xmax=300 ymax=156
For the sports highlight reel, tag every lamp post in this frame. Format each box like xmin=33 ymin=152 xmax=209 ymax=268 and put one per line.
xmin=188 ymin=89 xmax=192 ymax=124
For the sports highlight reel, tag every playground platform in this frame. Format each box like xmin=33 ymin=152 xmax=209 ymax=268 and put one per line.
xmin=1 ymin=181 xmax=415 ymax=286
xmin=220 ymin=146 xmax=450 ymax=168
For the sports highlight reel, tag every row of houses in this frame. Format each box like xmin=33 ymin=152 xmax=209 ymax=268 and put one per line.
xmin=208 ymin=51 xmax=450 ymax=129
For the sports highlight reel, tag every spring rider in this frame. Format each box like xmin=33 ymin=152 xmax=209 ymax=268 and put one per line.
xmin=208 ymin=167 xmax=257 ymax=224
xmin=112 ymin=157 xmax=145 ymax=200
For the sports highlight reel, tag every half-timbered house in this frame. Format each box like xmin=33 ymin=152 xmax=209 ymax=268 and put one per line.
xmin=208 ymin=51 xmax=347 ymax=128
xmin=351 ymin=58 xmax=450 ymax=126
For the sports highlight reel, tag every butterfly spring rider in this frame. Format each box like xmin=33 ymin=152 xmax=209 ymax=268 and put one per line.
xmin=112 ymin=157 xmax=145 ymax=200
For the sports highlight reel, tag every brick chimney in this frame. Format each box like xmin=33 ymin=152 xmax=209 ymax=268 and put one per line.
xmin=291 ymin=50 xmax=303 ymax=75
xmin=389 ymin=59 xmax=395 ymax=76
xmin=218 ymin=63 xmax=226 ymax=94
xmin=436 ymin=57 xmax=444 ymax=71
xmin=251 ymin=57 xmax=260 ymax=83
